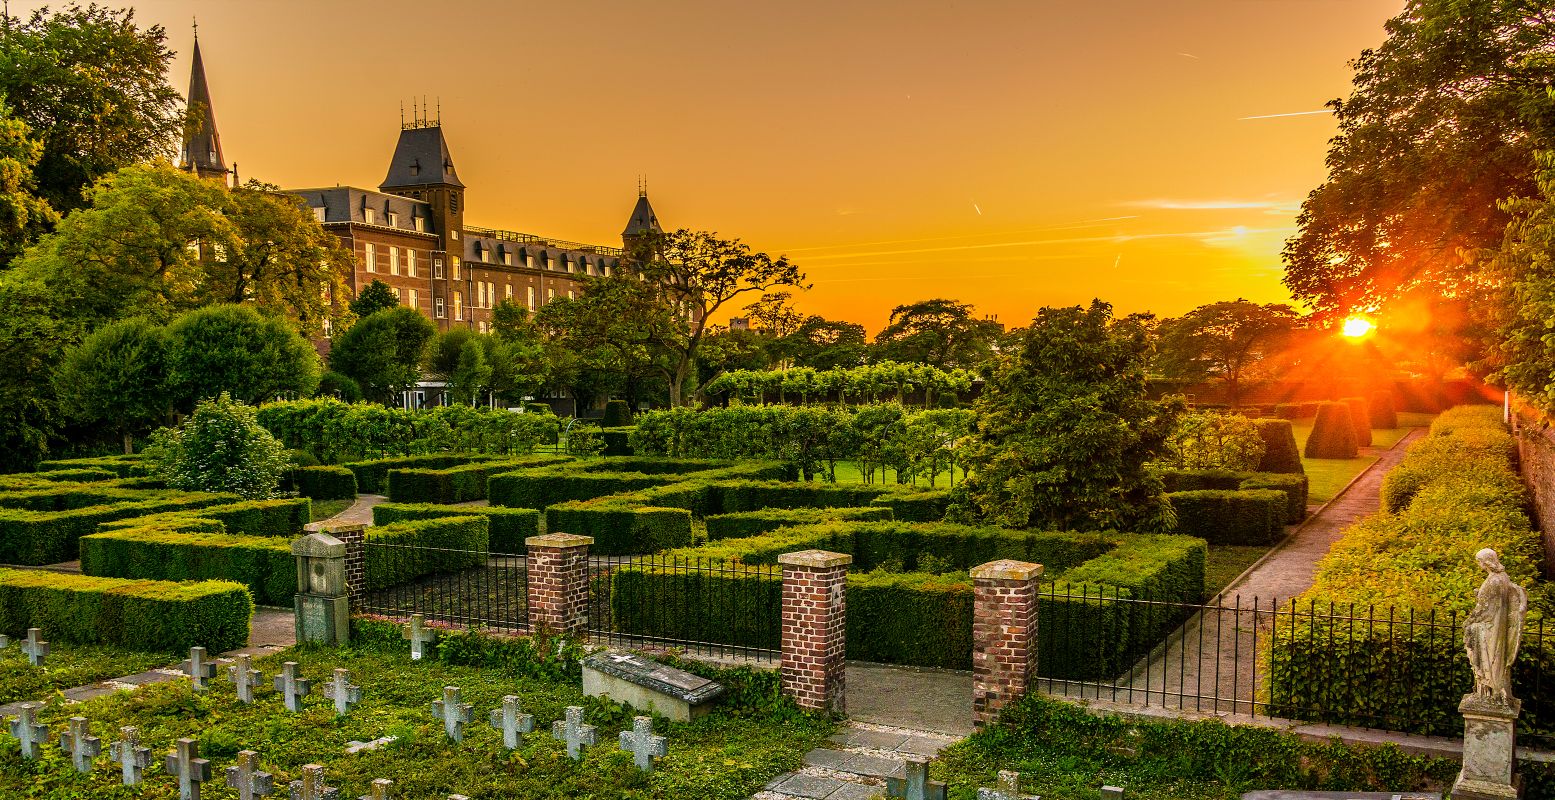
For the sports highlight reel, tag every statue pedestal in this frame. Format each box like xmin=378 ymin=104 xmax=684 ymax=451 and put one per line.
xmin=1453 ymin=694 xmax=1522 ymax=800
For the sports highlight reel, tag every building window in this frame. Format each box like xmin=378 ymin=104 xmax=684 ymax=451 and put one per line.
xmin=503 ymin=251 xmax=513 ymax=266
xmin=450 ymin=230 xmax=459 ymax=240
xmin=454 ymin=291 xmax=463 ymax=321
xmin=479 ymin=321 xmax=489 ymax=334
xmin=487 ymin=281 xmax=496 ymax=307
xmin=476 ymin=281 xmax=485 ymax=308
xmin=450 ymin=192 xmax=460 ymax=214
xmin=434 ymin=258 xmax=444 ymax=279
xmin=414 ymin=217 xmax=428 ymax=233
xmin=364 ymin=207 xmax=376 ymax=225
xmin=363 ymin=243 xmax=376 ymax=273
xmin=389 ymin=246 xmax=400 ymax=276
xmin=407 ymin=249 xmax=417 ymax=277
xmin=312 ymin=206 xmax=326 ymax=222
xmin=527 ymin=286 xmax=535 ymax=311
xmin=546 ymin=257 xmax=556 ymax=271
xmin=526 ymin=255 xmax=536 ymax=269
xmin=435 ymin=297 xmax=446 ymax=318
xmin=566 ymin=258 xmax=576 ymax=274
xmin=568 ymin=290 xmax=575 ymax=300
xmin=408 ymin=288 xmax=419 ymax=309
xmin=548 ymin=288 xmax=555 ymax=303
xmin=452 ymin=257 xmax=461 ymax=281
xmin=604 ymin=264 xmax=613 ymax=277
xmin=387 ymin=211 xmax=399 ymax=228
xmin=505 ymin=283 xmax=513 ymax=300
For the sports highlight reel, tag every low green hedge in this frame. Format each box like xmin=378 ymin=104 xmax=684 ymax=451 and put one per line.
xmin=1273 ymin=403 xmax=1302 ymax=420
xmin=98 ymin=498 xmax=311 ymax=539
xmin=869 ymin=489 xmax=952 ymax=522
xmin=80 ymin=522 xmax=294 ymax=606
xmin=712 ymin=480 xmax=891 ymax=513
xmin=1240 ymin=473 xmax=1308 ymax=523
xmin=0 ymin=567 xmax=252 ymax=653
xmin=600 ymin=427 xmax=635 ymax=457
xmin=1251 ymin=419 xmax=1304 ymax=475
xmin=387 ymin=455 xmax=570 ymax=504
xmin=1369 ymin=391 xmax=1398 ymax=429
xmin=546 ymin=503 xmax=692 ymax=555
xmin=1159 ymin=469 xmax=1307 ymax=524
xmin=706 ymin=506 xmax=896 ymax=540
xmin=30 ymin=468 xmax=118 ymax=483
xmin=373 ymin=502 xmax=541 ymax=553
xmin=363 ymin=516 xmax=489 ymax=591
xmin=1166 ymin=489 xmax=1286 ymax=545
xmin=0 ymin=493 xmax=236 ymax=565
xmin=289 ymin=465 xmax=357 ymax=501
xmin=488 ymin=469 xmax=681 ymax=510
xmin=341 ymin=454 xmax=506 ymax=494
xmin=35 ymin=455 xmax=150 ymax=478
xmin=1305 ymin=402 xmax=1359 ymax=459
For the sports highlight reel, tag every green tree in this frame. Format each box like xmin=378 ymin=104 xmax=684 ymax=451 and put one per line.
xmin=952 ymin=300 xmax=1180 ymax=531
xmin=1154 ymin=299 xmax=1300 ymax=409
xmin=1491 ymin=150 xmax=1555 ymax=414
xmin=0 ymin=104 xmax=57 ymax=266
xmin=213 ymin=183 xmax=354 ymax=335
xmin=535 ymin=276 xmax=673 ymax=410
xmin=328 ymin=306 xmax=435 ymax=404
xmin=350 ymin=279 xmax=400 ymax=319
xmin=144 ymin=392 xmax=289 ymax=499
xmin=0 ymin=279 xmax=72 ymax=470
xmin=53 ymin=318 xmax=171 ymax=454
xmin=1282 ymin=0 xmax=1555 ymax=318
xmin=165 ymin=304 xmax=321 ymax=409
xmin=425 ymin=329 xmax=494 ymax=405
xmin=0 ymin=5 xmax=184 ymax=215
xmin=872 ymin=298 xmax=1004 ymax=370
xmin=779 ymin=315 xmax=868 ymax=370
xmin=1161 ymin=411 xmax=1267 ymax=472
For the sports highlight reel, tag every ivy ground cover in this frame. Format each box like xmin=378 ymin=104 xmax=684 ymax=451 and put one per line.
xmin=0 ymin=641 xmax=171 ymax=705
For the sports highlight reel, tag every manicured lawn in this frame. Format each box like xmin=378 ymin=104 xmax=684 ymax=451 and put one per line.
xmin=1202 ymin=544 xmax=1275 ymax=599
xmin=309 ymin=497 xmax=355 ymax=521
xmin=1291 ymin=412 xmax=1434 ymax=505
xmin=0 ymin=637 xmax=832 ymax=799
xmin=0 ymin=642 xmax=171 ymax=705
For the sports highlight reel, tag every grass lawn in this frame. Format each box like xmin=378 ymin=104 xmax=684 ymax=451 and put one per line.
xmin=1202 ymin=544 xmax=1275 ymax=599
xmin=0 ymin=642 xmax=170 ymax=705
xmin=0 ymin=636 xmax=832 ymax=799
xmin=309 ymin=497 xmax=355 ymax=522
xmin=1291 ymin=412 xmax=1434 ymax=505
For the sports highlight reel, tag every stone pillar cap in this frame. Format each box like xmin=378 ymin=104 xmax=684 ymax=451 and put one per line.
xmin=526 ymin=533 xmax=595 ymax=549
xmin=292 ymin=532 xmax=346 ymax=557
xmin=970 ymin=559 xmax=1044 ymax=581
xmin=777 ymin=549 xmax=853 ymax=568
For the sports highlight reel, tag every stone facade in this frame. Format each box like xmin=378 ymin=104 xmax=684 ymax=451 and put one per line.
xmin=525 ymin=534 xmax=594 ymax=636
xmin=778 ymin=550 xmax=851 ymax=714
xmin=971 ymin=559 xmax=1043 ymax=728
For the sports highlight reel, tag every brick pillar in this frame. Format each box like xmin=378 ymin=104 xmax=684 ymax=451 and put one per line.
xmin=317 ymin=523 xmax=366 ymax=607
xmin=778 ymin=549 xmax=851 ymax=715
xmin=525 ymin=534 xmax=593 ymax=636
xmin=971 ymin=559 xmax=1043 ymax=728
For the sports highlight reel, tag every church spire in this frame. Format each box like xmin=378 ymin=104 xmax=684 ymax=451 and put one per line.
xmin=181 ymin=30 xmax=229 ymax=182
xmin=621 ymin=181 xmax=663 ymax=246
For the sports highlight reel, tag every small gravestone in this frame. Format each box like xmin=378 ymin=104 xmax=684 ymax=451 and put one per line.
xmin=1101 ymin=787 xmax=1124 ymax=799
xmin=551 ymin=705 xmax=597 ymax=761
xmin=581 ymin=651 xmax=724 ymax=722
xmin=886 ymin=755 xmax=947 ymax=800
xmin=289 ymin=764 xmax=340 ymax=800
xmin=358 ymin=778 xmax=392 ymax=800
xmin=22 ymin=628 xmax=47 ymax=666
xmin=403 ymin=614 xmax=438 ymax=661
xmin=323 ymin=668 xmax=362 ymax=716
xmin=230 ymin=654 xmax=265 ymax=704
xmin=59 ymin=716 xmax=101 ymax=773
xmin=344 ymin=736 xmax=397 ymax=755
xmin=431 ymin=686 xmax=474 ymax=742
xmin=488 ymin=695 xmax=535 ymax=750
xmin=1240 ymin=794 xmax=1441 ymax=799
xmin=274 ymin=661 xmax=311 ymax=712
xmin=293 ymin=533 xmax=349 ymax=646
xmin=8 ymin=702 xmax=47 ymax=759
xmin=618 ymin=716 xmax=668 ymax=773
xmin=182 ymin=647 xmax=218 ymax=691
xmin=0 ymin=633 xmax=8 ymax=650
xmin=109 ymin=726 xmax=154 ymax=785
xmin=165 ymin=738 xmax=213 ymax=800
xmin=225 ymin=749 xmax=275 ymax=800
xmin=976 ymin=771 xmax=1037 ymax=800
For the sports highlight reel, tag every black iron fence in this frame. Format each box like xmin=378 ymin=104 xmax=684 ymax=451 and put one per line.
xmin=358 ymin=540 xmax=528 ymax=632
xmin=587 ymin=553 xmax=783 ymax=662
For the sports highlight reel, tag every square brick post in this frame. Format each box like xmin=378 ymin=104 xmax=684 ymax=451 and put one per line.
xmin=778 ymin=549 xmax=851 ymax=715
xmin=311 ymin=523 xmax=366 ymax=607
xmin=525 ymin=534 xmax=593 ymax=636
xmin=971 ymin=559 xmax=1043 ymax=728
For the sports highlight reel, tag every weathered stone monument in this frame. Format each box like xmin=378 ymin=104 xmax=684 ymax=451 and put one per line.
xmin=431 ymin=686 xmax=474 ymax=742
xmin=22 ymin=627 xmax=48 ymax=666
xmin=323 ymin=668 xmax=362 ymax=716
xmin=109 ymin=726 xmax=153 ymax=785
xmin=182 ymin=646 xmax=217 ymax=691
xmin=488 ymin=695 xmax=535 ymax=750
xmin=225 ymin=749 xmax=274 ymax=800
xmin=977 ymin=770 xmax=1037 ymax=800
xmin=551 ymin=705 xmax=597 ymax=761
xmin=230 ymin=654 xmax=264 ymax=704
xmin=8 ymin=702 xmax=47 ymax=759
xmin=274 ymin=661 xmax=312 ymax=712
xmin=618 ymin=716 xmax=668 ymax=773
xmin=293 ymin=533 xmax=349 ymax=646
xmin=403 ymin=613 xmax=438 ymax=661
xmin=886 ymin=754 xmax=947 ymax=800
xmin=581 ymin=650 xmax=725 ymax=722
xmin=59 ymin=716 xmax=101 ymax=773
xmin=358 ymin=777 xmax=393 ymax=800
xmin=289 ymin=764 xmax=340 ymax=800
xmin=165 ymin=737 xmax=212 ymax=800
xmin=1453 ymin=547 xmax=1527 ymax=800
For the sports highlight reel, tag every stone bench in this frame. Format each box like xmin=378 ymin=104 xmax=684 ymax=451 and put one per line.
xmin=581 ymin=652 xmax=724 ymax=722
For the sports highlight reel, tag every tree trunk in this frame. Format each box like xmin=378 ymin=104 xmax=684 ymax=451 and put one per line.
xmin=122 ymin=431 xmax=134 ymax=456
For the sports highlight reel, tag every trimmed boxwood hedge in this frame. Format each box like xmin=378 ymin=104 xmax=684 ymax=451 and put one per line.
xmin=289 ymin=465 xmax=357 ymax=501
xmin=705 ymin=506 xmax=896 ymax=540
xmin=1273 ymin=403 xmax=1302 ymax=420
xmin=1341 ymin=397 xmax=1373 ymax=447
xmin=387 ymin=455 xmax=570 ymax=504
xmin=600 ymin=427 xmax=635 ymax=457
xmin=30 ymin=468 xmax=118 ymax=484
xmin=1239 ymin=473 xmax=1308 ymax=523
xmin=341 ymin=454 xmax=505 ymax=495
xmin=489 ymin=469 xmax=682 ymax=510
xmin=97 ymin=498 xmax=312 ymax=539
xmin=0 ymin=568 xmax=252 ymax=653
xmin=546 ymin=503 xmax=693 ymax=555
xmin=0 ymin=493 xmax=236 ymax=565
xmin=372 ymin=502 xmax=541 ymax=553
xmin=1159 ymin=469 xmax=1307 ymax=524
xmin=1304 ymin=402 xmax=1359 ymax=458
xmin=1251 ymin=419 xmax=1304 ymax=475
xmin=1369 ymin=391 xmax=1398 ymax=429
xmin=363 ymin=516 xmax=489 ymax=591
xmin=1165 ymin=489 xmax=1286 ymax=544
xmin=869 ymin=489 xmax=952 ymax=522
xmin=35 ymin=455 xmax=151 ymax=478
xmin=80 ymin=522 xmax=294 ymax=606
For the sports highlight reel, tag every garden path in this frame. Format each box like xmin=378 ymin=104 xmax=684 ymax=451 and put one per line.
xmin=315 ymin=493 xmax=384 ymax=527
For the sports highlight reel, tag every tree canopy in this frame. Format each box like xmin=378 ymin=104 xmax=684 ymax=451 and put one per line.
xmin=328 ymin=306 xmax=436 ymax=405
xmin=53 ymin=317 xmax=171 ymax=454
xmin=1154 ymin=299 xmax=1300 ymax=408
xmin=164 ymin=304 xmax=321 ymax=408
xmin=872 ymin=298 xmax=1004 ymax=370
xmin=350 ymin=279 xmax=400 ymax=319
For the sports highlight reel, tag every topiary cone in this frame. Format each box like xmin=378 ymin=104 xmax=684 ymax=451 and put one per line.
xmin=1341 ymin=397 xmax=1372 ymax=448
xmin=1252 ymin=418 xmax=1304 ymax=474
xmin=1305 ymin=402 xmax=1359 ymax=459
xmin=1369 ymin=391 xmax=1398 ymax=429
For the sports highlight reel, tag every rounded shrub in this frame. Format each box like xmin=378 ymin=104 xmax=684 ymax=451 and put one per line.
xmin=1297 ymin=401 xmax=1320 ymax=418
xmin=1368 ymin=391 xmax=1398 ymax=429
xmin=144 ymin=393 xmax=290 ymax=499
xmin=1251 ymin=419 xmax=1304 ymax=474
xmin=317 ymin=370 xmax=363 ymax=403
xmin=602 ymin=399 xmax=634 ymax=427
xmin=1340 ymin=397 xmax=1372 ymax=447
xmin=1304 ymin=402 xmax=1359 ymax=459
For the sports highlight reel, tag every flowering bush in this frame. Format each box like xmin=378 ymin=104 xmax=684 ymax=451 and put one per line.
xmin=145 ymin=393 xmax=290 ymax=499
xmin=1160 ymin=411 xmax=1266 ymax=471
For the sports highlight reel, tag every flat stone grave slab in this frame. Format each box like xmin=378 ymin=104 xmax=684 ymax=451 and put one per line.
xmin=1241 ymin=792 xmax=1442 ymax=800
xmin=581 ymin=651 xmax=724 ymax=722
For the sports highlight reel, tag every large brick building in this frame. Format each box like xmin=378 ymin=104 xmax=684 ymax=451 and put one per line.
xmin=180 ymin=35 xmax=664 ymax=335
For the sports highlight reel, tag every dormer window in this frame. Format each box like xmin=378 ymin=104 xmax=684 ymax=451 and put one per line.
xmin=414 ymin=217 xmax=428 ymax=233
xmin=312 ymin=207 xmax=326 ymax=223
xmin=387 ymin=211 xmax=399 ymax=228
xmin=409 ymin=160 xmax=421 ymax=177
xmin=363 ymin=207 xmax=376 ymax=225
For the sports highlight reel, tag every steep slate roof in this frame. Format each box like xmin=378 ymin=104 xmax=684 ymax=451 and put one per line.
xmin=622 ymin=192 xmax=663 ymax=237
xmin=380 ymin=126 xmax=465 ymax=189
xmin=182 ymin=36 xmax=226 ymax=176
xmin=285 ymin=186 xmax=435 ymax=232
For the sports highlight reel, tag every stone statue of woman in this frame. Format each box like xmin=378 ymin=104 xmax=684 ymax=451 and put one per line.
xmin=1464 ymin=548 xmax=1527 ymax=706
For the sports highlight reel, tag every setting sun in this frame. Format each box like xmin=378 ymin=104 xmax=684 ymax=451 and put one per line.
xmin=1341 ymin=317 xmax=1374 ymax=338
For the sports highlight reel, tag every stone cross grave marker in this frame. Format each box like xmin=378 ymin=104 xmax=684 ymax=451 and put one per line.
xmin=488 ymin=695 xmax=535 ymax=750
xmin=403 ymin=613 xmax=437 ymax=661
xmin=358 ymin=777 xmax=393 ymax=800
xmin=431 ymin=686 xmax=474 ymax=742
xmin=551 ymin=705 xmax=598 ymax=761
xmin=182 ymin=646 xmax=218 ymax=691
xmin=230 ymin=654 xmax=264 ymax=704
xmin=323 ymin=668 xmax=362 ymax=716
xmin=109 ymin=726 xmax=154 ymax=785
xmin=886 ymin=754 xmax=947 ymax=800
xmin=976 ymin=770 xmax=1037 ymax=800
xmin=274 ymin=661 xmax=312 ymax=712
xmin=618 ymin=715 xmax=668 ymax=773
xmin=8 ymin=702 xmax=47 ymax=759
xmin=288 ymin=763 xmax=340 ymax=800
xmin=165 ymin=737 xmax=213 ymax=800
xmin=59 ymin=716 xmax=101 ymax=773
xmin=22 ymin=627 xmax=47 ymax=666
xmin=225 ymin=749 xmax=274 ymax=800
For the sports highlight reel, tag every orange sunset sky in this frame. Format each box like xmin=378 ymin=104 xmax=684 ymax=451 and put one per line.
xmin=24 ymin=0 xmax=1406 ymax=331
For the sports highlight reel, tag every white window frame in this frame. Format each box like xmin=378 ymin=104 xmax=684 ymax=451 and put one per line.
xmin=454 ymin=291 xmax=464 ymax=321
xmin=364 ymin=243 xmax=376 ymax=273
xmin=407 ymin=249 xmax=417 ymax=277
xmin=434 ymin=258 xmax=445 ymax=279
xmin=408 ymin=288 xmax=419 ymax=309
xmin=364 ymin=207 xmax=376 ymax=225
xmin=527 ymin=286 xmax=536 ymax=311
xmin=435 ymin=297 xmax=446 ymax=318
xmin=389 ymin=246 xmax=400 ymax=276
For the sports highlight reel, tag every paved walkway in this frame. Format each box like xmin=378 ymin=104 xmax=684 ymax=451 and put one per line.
xmin=757 ymin=721 xmax=961 ymax=800
xmin=313 ymin=493 xmax=385 ymax=527
xmin=847 ymin=662 xmax=973 ymax=737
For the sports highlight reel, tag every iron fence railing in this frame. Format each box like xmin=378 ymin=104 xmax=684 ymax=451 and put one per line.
xmin=586 ymin=554 xmax=782 ymax=662
xmin=358 ymin=541 xmax=527 ymax=633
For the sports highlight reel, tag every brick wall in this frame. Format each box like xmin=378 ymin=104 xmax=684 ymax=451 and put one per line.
xmin=971 ymin=559 xmax=1043 ymax=728
xmin=778 ymin=550 xmax=851 ymax=714
xmin=1512 ymin=410 xmax=1555 ymax=575
xmin=321 ymin=523 xmax=366 ymax=606
xmin=525 ymin=533 xmax=593 ymax=636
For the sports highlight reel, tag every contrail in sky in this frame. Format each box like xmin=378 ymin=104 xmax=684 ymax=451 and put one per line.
xmin=1239 ymin=109 xmax=1334 ymax=121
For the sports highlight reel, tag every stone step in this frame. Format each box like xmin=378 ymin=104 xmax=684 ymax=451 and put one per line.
xmin=759 ymin=766 xmax=883 ymax=800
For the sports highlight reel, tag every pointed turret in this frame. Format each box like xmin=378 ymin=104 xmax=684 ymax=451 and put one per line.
xmin=181 ymin=34 xmax=228 ymax=182
xmin=380 ymin=125 xmax=464 ymax=191
xmin=621 ymin=189 xmax=662 ymax=250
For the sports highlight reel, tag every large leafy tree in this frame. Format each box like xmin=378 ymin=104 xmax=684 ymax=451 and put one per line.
xmin=1490 ymin=152 xmax=1555 ymax=415
xmin=0 ymin=105 xmax=57 ymax=266
xmin=328 ymin=306 xmax=436 ymax=404
xmin=145 ymin=393 xmax=289 ymax=499
xmin=779 ymin=315 xmax=869 ymax=370
xmin=0 ymin=5 xmax=184 ymax=216
xmin=53 ymin=318 xmax=171 ymax=454
xmin=1154 ymin=299 xmax=1300 ymax=409
xmin=0 ymin=279 xmax=71 ymax=470
xmin=213 ymin=183 xmax=354 ymax=335
xmin=424 ymin=328 xmax=493 ymax=405
xmin=165 ymin=305 xmax=320 ymax=409
xmin=953 ymin=300 xmax=1180 ymax=532
xmin=350 ymin=279 xmax=400 ymax=319
xmin=1283 ymin=0 xmax=1555 ymax=319
xmin=536 ymin=275 xmax=677 ymax=410
xmin=872 ymin=298 xmax=1004 ymax=370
